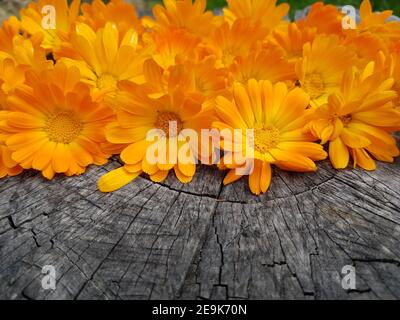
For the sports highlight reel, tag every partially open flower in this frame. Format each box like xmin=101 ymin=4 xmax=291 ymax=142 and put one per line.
xmin=308 ymin=62 xmax=400 ymax=170
xmin=268 ymin=22 xmax=317 ymax=64
xmin=296 ymin=2 xmax=344 ymax=36
xmin=20 ymin=0 xmax=80 ymax=53
xmin=0 ymin=111 xmax=23 ymax=178
xmin=0 ymin=16 xmax=21 ymax=55
xmin=0 ymin=58 xmax=27 ymax=107
xmin=80 ymin=0 xmax=144 ymax=36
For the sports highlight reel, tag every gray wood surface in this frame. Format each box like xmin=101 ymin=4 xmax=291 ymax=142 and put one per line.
xmin=0 ymin=137 xmax=399 ymax=300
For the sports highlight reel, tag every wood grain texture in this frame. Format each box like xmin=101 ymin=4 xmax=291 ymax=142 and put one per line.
xmin=0 ymin=136 xmax=399 ymax=300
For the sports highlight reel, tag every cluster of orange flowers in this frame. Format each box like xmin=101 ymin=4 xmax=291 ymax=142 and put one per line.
xmin=0 ymin=0 xmax=399 ymax=195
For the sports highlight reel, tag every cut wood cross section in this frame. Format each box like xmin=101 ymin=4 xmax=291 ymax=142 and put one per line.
xmin=0 ymin=138 xmax=399 ymax=300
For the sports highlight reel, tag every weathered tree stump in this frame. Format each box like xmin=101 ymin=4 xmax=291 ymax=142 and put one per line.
xmin=0 ymin=136 xmax=399 ymax=300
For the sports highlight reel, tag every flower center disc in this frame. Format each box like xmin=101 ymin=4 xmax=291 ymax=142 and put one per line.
xmin=303 ymin=73 xmax=325 ymax=99
xmin=45 ymin=111 xmax=83 ymax=144
xmin=253 ymin=126 xmax=280 ymax=154
xmin=156 ymin=112 xmax=183 ymax=138
xmin=339 ymin=114 xmax=352 ymax=126
xmin=97 ymin=74 xmax=117 ymax=91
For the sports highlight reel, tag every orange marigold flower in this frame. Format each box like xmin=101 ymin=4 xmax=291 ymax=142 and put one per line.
xmin=98 ymin=77 xmax=211 ymax=192
xmin=0 ymin=144 xmax=23 ymax=178
xmin=342 ymin=1 xmax=400 ymax=66
xmin=343 ymin=32 xmax=388 ymax=69
xmin=296 ymin=35 xmax=357 ymax=108
xmin=145 ymin=0 xmax=218 ymax=38
xmin=229 ymin=46 xmax=295 ymax=86
xmin=213 ymin=79 xmax=327 ymax=195
xmin=0 ymin=16 xmax=21 ymax=55
xmin=297 ymin=2 xmax=344 ymax=36
xmin=80 ymin=0 xmax=144 ymax=36
xmin=20 ymin=0 xmax=81 ymax=53
xmin=148 ymin=28 xmax=199 ymax=70
xmin=267 ymin=22 xmax=317 ymax=64
xmin=147 ymin=29 xmax=199 ymax=70
xmin=202 ymin=20 xmax=267 ymax=69
xmin=224 ymin=0 xmax=289 ymax=33
xmin=142 ymin=57 xmax=228 ymax=107
xmin=358 ymin=0 xmax=394 ymax=30
xmin=0 ymin=58 xmax=28 ymax=107
xmin=0 ymin=112 xmax=23 ymax=178
xmin=0 ymin=16 xmax=50 ymax=71
xmin=1 ymin=63 xmax=114 ymax=180
xmin=392 ymin=52 xmax=400 ymax=112
xmin=59 ymin=22 xmax=149 ymax=109
xmin=308 ymin=62 xmax=400 ymax=171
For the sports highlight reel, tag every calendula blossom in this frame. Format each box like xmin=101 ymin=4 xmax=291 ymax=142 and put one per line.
xmin=0 ymin=17 xmax=51 ymax=71
xmin=229 ymin=46 xmax=295 ymax=86
xmin=268 ymin=22 xmax=317 ymax=64
xmin=60 ymin=22 xmax=149 ymax=108
xmin=0 ymin=58 xmax=27 ymax=106
xmin=296 ymin=2 xmax=344 ymax=36
xmin=296 ymin=35 xmax=357 ymax=108
xmin=142 ymin=57 xmax=228 ymax=108
xmin=203 ymin=20 xmax=266 ymax=69
xmin=0 ymin=112 xmax=23 ymax=178
xmin=147 ymin=27 xmax=200 ymax=70
xmin=308 ymin=63 xmax=400 ymax=170
xmin=393 ymin=51 xmax=400 ymax=113
xmin=213 ymin=79 xmax=327 ymax=195
xmin=0 ymin=16 xmax=20 ymax=55
xmin=80 ymin=0 xmax=144 ymax=36
xmin=98 ymin=76 xmax=211 ymax=192
xmin=145 ymin=0 xmax=218 ymax=38
xmin=19 ymin=0 xmax=81 ymax=53
xmin=224 ymin=0 xmax=289 ymax=33
xmin=0 ymin=63 xmax=113 ymax=179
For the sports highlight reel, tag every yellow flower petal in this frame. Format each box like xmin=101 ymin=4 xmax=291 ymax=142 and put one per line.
xmin=341 ymin=128 xmax=371 ymax=149
xmin=329 ymin=137 xmax=349 ymax=169
xmin=223 ymin=169 xmax=243 ymax=185
xmin=351 ymin=148 xmax=376 ymax=171
xmin=248 ymin=160 xmax=262 ymax=195
xmin=98 ymin=167 xmax=141 ymax=193
xmin=260 ymin=161 xmax=272 ymax=193
xmin=120 ymin=140 xmax=148 ymax=165
xmin=150 ymin=170 xmax=169 ymax=183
